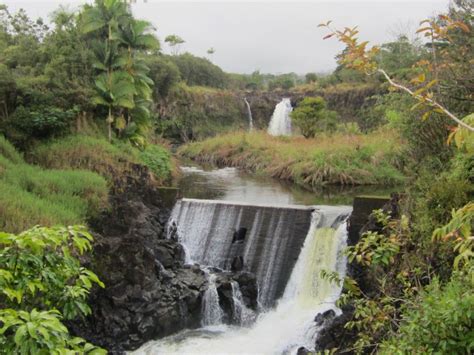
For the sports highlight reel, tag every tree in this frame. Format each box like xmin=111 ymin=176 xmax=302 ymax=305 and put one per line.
xmin=207 ymin=47 xmax=215 ymax=62
xmin=291 ymin=97 xmax=338 ymax=138
xmin=165 ymin=34 xmax=185 ymax=55
xmin=305 ymin=72 xmax=318 ymax=83
xmin=81 ymin=0 xmax=131 ymax=141
xmin=81 ymin=0 xmax=158 ymax=145
xmin=170 ymin=53 xmax=227 ymax=88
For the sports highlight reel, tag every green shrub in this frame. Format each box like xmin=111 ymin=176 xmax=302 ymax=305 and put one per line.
xmin=0 ymin=225 xmax=106 ymax=353
xmin=381 ymin=274 xmax=474 ymax=354
xmin=412 ymin=152 xmax=474 ymax=240
xmin=139 ymin=144 xmax=172 ymax=181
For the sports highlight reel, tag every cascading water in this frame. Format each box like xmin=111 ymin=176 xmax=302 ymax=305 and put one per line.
xmin=167 ymin=199 xmax=313 ymax=306
xmin=230 ymin=281 xmax=255 ymax=326
xmin=244 ymin=98 xmax=254 ymax=131
xmin=134 ymin=205 xmax=351 ymax=354
xmin=267 ymin=98 xmax=292 ymax=136
xmin=201 ymin=272 xmax=225 ymax=326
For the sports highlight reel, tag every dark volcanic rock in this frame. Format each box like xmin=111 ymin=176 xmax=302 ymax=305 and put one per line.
xmin=314 ymin=309 xmax=336 ymax=326
xmin=215 ymin=271 xmax=259 ymax=323
xmin=232 ymin=271 xmax=259 ymax=310
xmin=296 ymin=347 xmax=311 ymax=355
xmin=67 ymin=168 xmax=206 ymax=353
xmin=315 ymin=305 xmax=357 ymax=351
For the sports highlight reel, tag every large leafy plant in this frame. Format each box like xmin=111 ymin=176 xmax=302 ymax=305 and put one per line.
xmin=0 ymin=225 xmax=106 ymax=353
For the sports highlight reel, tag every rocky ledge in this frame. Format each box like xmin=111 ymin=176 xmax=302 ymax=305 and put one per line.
xmin=68 ymin=167 xmax=258 ymax=353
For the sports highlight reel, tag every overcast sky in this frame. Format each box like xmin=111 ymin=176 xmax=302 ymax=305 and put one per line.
xmin=3 ymin=0 xmax=449 ymax=74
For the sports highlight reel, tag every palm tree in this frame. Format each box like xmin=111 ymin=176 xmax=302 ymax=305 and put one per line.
xmin=93 ymin=71 xmax=136 ymax=141
xmin=81 ymin=0 xmax=131 ymax=141
xmin=81 ymin=1 xmax=159 ymax=144
xmin=114 ymin=18 xmax=159 ymax=144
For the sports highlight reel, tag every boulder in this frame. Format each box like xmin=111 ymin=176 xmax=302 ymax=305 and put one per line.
xmin=314 ymin=309 xmax=336 ymax=326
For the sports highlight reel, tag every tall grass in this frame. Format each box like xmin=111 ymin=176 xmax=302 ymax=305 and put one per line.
xmin=30 ymin=135 xmax=138 ymax=180
xmin=179 ymin=129 xmax=405 ymax=187
xmin=31 ymin=135 xmax=173 ymax=182
xmin=0 ymin=136 xmax=108 ymax=233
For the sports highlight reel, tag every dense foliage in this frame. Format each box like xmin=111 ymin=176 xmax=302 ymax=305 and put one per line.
xmin=316 ymin=1 xmax=474 ymax=353
xmin=0 ymin=225 xmax=105 ymax=353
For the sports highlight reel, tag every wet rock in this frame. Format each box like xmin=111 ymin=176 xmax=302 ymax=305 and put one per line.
xmin=296 ymin=347 xmax=311 ymax=355
xmin=233 ymin=271 xmax=259 ymax=310
xmin=213 ymin=271 xmax=259 ymax=324
xmin=232 ymin=227 xmax=247 ymax=243
xmin=215 ymin=276 xmax=234 ymax=323
xmin=314 ymin=309 xmax=336 ymax=326
xmin=315 ymin=305 xmax=357 ymax=351
xmin=230 ymin=256 xmax=244 ymax=271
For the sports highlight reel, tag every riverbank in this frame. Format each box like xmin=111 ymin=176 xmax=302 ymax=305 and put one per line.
xmin=179 ymin=129 xmax=405 ymax=188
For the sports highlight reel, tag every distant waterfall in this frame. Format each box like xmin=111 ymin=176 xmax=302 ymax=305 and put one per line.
xmin=134 ymin=205 xmax=351 ymax=354
xmin=244 ymin=98 xmax=254 ymax=131
xmin=267 ymin=98 xmax=292 ymax=136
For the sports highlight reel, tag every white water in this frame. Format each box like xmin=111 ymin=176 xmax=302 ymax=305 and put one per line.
xmin=230 ymin=281 xmax=256 ymax=326
xmin=134 ymin=206 xmax=350 ymax=354
xmin=267 ymin=98 xmax=292 ymax=136
xmin=202 ymin=272 xmax=225 ymax=326
xmin=244 ymin=98 xmax=254 ymax=131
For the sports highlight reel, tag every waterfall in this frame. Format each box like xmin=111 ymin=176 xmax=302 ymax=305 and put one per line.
xmin=201 ymin=272 xmax=224 ymax=326
xmin=230 ymin=281 xmax=255 ymax=326
xmin=167 ymin=198 xmax=314 ymax=307
xmin=134 ymin=205 xmax=351 ymax=354
xmin=244 ymin=98 xmax=254 ymax=131
xmin=267 ymin=98 xmax=292 ymax=136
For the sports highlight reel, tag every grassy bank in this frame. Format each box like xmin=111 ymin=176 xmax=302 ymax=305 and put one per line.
xmin=0 ymin=136 xmax=108 ymax=233
xmin=179 ymin=130 xmax=405 ymax=188
xmin=30 ymin=135 xmax=173 ymax=183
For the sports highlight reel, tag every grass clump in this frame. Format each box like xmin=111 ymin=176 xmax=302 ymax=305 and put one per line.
xmin=0 ymin=136 xmax=108 ymax=233
xmin=31 ymin=135 xmax=174 ymax=183
xmin=179 ymin=129 xmax=405 ymax=188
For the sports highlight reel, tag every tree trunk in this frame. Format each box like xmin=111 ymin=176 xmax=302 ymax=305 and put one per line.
xmin=108 ymin=107 xmax=113 ymax=142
